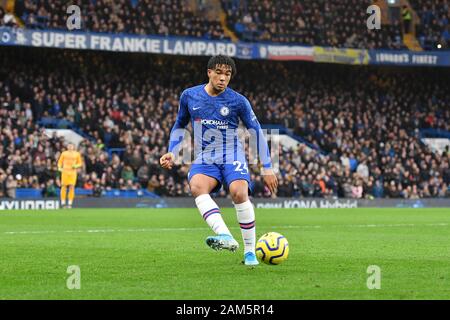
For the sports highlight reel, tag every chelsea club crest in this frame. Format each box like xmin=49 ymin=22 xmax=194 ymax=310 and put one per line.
xmin=220 ymin=106 xmax=230 ymax=116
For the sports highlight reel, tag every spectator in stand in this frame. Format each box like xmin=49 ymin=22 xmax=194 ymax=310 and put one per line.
xmin=42 ymin=178 xmax=58 ymax=197
xmin=1 ymin=6 xmax=19 ymax=27
xmin=0 ymin=170 xmax=6 ymax=197
xmin=0 ymin=7 xmax=5 ymax=26
xmin=5 ymin=175 xmax=18 ymax=198
xmin=351 ymin=179 xmax=364 ymax=199
xmin=402 ymin=5 xmax=413 ymax=34
xmin=121 ymin=165 xmax=135 ymax=182
xmin=372 ymin=180 xmax=384 ymax=198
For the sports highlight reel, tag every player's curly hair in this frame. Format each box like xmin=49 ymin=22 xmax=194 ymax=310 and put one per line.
xmin=207 ymin=55 xmax=237 ymax=78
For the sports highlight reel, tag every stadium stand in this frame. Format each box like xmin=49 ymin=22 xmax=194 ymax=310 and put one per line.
xmin=15 ymin=0 xmax=230 ymax=40
xmin=221 ymin=0 xmax=404 ymax=49
xmin=1 ymin=47 xmax=449 ymax=199
xmin=13 ymin=0 xmax=404 ymax=49
xmin=11 ymin=0 xmax=449 ymax=50
xmin=221 ymin=0 xmax=449 ymax=50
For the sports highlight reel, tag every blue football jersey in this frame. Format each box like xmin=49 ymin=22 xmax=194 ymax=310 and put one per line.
xmin=168 ymin=84 xmax=272 ymax=168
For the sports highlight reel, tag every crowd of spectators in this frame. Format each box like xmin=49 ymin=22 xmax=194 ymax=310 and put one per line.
xmin=8 ymin=0 xmax=449 ymax=50
xmin=1 ymin=47 xmax=449 ymax=199
xmin=409 ymin=0 xmax=450 ymax=49
xmin=221 ymin=0 xmax=405 ymax=49
xmin=15 ymin=0 xmax=229 ymax=40
xmin=239 ymin=60 xmax=449 ymax=199
xmin=222 ymin=0 xmax=450 ymax=50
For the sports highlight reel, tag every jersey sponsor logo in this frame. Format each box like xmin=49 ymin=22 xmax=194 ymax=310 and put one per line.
xmin=196 ymin=119 xmax=228 ymax=126
xmin=194 ymin=118 xmax=229 ymax=129
xmin=193 ymin=106 xmax=201 ymax=110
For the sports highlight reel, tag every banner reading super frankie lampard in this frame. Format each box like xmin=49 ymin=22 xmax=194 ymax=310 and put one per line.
xmin=0 ymin=27 xmax=313 ymax=61
xmin=0 ymin=27 xmax=256 ymax=59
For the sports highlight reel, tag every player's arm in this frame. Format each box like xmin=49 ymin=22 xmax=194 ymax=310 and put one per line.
xmin=57 ymin=152 xmax=64 ymax=172
xmin=239 ymin=97 xmax=278 ymax=195
xmin=160 ymin=90 xmax=190 ymax=170
xmin=73 ymin=152 xmax=83 ymax=169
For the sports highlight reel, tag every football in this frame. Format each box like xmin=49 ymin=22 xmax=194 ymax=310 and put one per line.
xmin=255 ymin=232 xmax=289 ymax=265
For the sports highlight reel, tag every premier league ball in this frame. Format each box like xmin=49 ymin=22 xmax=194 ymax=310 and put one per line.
xmin=255 ymin=232 xmax=289 ymax=265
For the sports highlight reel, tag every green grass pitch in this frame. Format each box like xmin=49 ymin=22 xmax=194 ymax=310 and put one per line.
xmin=0 ymin=207 xmax=449 ymax=299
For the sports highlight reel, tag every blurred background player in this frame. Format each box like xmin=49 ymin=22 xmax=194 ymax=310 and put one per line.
xmin=160 ymin=55 xmax=278 ymax=266
xmin=57 ymin=143 xmax=83 ymax=209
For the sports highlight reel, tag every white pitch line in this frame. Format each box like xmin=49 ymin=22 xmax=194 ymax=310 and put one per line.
xmin=1 ymin=223 xmax=448 ymax=235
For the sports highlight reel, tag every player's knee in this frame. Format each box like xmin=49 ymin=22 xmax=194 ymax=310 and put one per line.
xmin=230 ymin=188 xmax=248 ymax=204
xmin=190 ymin=184 xmax=207 ymax=198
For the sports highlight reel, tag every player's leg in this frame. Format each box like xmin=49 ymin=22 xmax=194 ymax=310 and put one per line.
xmin=60 ymin=172 xmax=68 ymax=208
xmin=228 ymin=180 xmax=258 ymax=265
xmin=224 ymin=161 xmax=258 ymax=265
xmin=60 ymin=184 xmax=68 ymax=208
xmin=67 ymin=185 xmax=75 ymax=209
xmin=66 ymin=173 xmax=77 ymax=209
xmin=189 ymin=165 xmax=238 ymax=251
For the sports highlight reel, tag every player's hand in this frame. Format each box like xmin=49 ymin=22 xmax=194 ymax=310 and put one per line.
xmin=262 ymin=168 xmax=278 ymax=195
xmin=160 ymin=152 xmax=175 ymax=170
